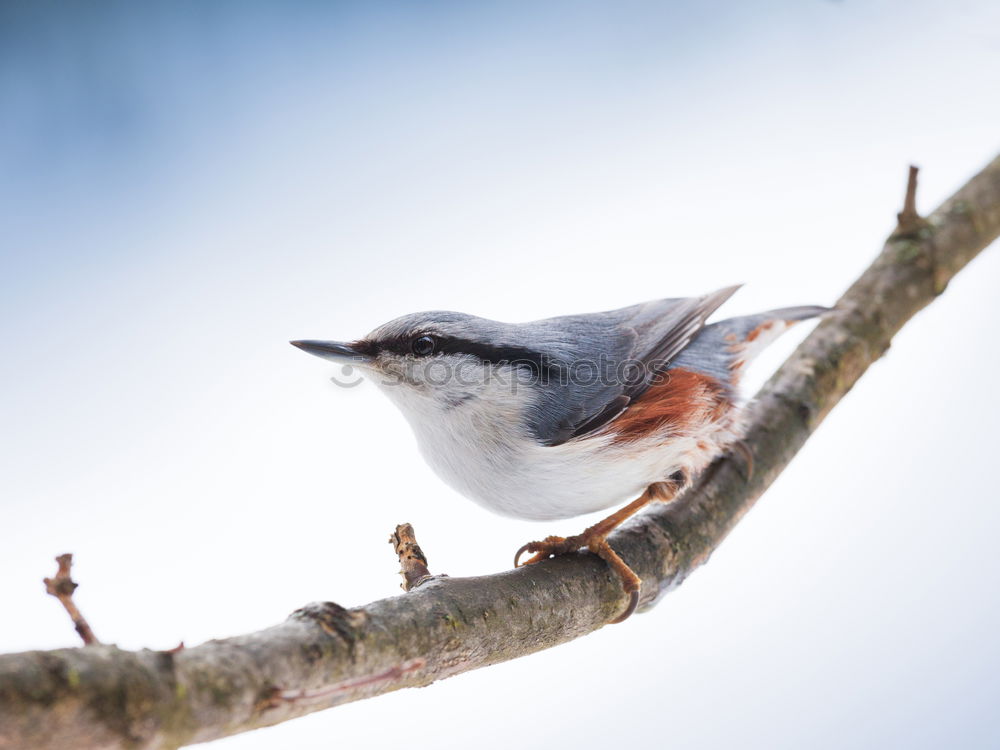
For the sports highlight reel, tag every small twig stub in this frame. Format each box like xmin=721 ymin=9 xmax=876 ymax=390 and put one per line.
xmin=894 ymin=164 xmax=930 ymax=237
xmin=43 ymin=553 xmax=100 ymax=646
xmin=389 ymin=523 xmax=433 ymax=591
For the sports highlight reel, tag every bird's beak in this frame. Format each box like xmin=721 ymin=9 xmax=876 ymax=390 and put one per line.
xmin=289 ymin=340 xmax=372 ymax=365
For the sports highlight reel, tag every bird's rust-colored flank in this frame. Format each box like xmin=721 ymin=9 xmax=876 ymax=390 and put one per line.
xmin=607 ymin=367 xmax=730 ymax=444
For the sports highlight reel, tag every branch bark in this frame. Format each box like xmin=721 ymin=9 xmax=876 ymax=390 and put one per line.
xmin=2 ymin=155 xmax=999 ymax=750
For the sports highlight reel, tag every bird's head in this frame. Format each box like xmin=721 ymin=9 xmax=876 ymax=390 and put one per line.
xmin=292 ymin=311 xmax=558 ymax=418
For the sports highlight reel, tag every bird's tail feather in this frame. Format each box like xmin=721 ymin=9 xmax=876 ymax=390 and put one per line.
xmin=671 ymin=305 xmax=829 ymax=384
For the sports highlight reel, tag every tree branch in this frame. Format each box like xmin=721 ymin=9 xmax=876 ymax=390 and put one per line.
xmin=2 ymin=154 xmax=999 ymax=750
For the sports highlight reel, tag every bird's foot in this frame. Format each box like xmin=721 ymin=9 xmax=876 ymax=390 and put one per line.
xmin=514 ymin=531 xmax=641 ymax=623
xmin=513 ymin=534 xmax=582 ymax=567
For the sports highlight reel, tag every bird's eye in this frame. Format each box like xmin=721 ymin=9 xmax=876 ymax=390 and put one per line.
xmin=411 ymin=335 xmax=436 ymax=356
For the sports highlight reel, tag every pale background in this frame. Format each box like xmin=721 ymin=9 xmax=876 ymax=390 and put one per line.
xmin=3 ymin=1 xmax=1000 ymax=748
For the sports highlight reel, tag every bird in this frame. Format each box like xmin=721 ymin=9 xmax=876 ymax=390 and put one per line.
xmin=291 ymin=287 xmax=827 ymax=622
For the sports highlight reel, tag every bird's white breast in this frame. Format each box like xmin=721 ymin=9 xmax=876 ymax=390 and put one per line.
xmin=376 ymin=371 xmax=740 ymax=521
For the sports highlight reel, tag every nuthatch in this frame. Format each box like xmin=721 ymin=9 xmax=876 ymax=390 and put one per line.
xmin=292 ymin=286 xmax=826 ymax=622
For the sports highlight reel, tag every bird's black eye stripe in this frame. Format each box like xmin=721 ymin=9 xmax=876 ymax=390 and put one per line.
xmin=361 ymin=334 xmax=560 ymax=380
xmin=436 ymin=339 xmax=561 ymax=381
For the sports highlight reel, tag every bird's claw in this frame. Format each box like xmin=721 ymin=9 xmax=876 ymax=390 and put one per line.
xmin=513 ymin=533 xmax=642 ymax=623
xmin=608 ymin=575 xmax=640 ymax=623
xmin=513 ymin=535 xmax=580 ymax=567
xmin=610 ymin=589 xmax=640 ymax=623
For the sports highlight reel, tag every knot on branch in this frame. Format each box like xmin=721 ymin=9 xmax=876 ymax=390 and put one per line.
xmin=290 ymin=601 xmax=366 ymax=650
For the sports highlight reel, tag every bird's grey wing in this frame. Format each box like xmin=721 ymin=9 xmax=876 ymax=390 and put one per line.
xmin=534 ymin=285 xmax=740 ymax=446
xmin=619 ymin=285 xmax=741 ymax=401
